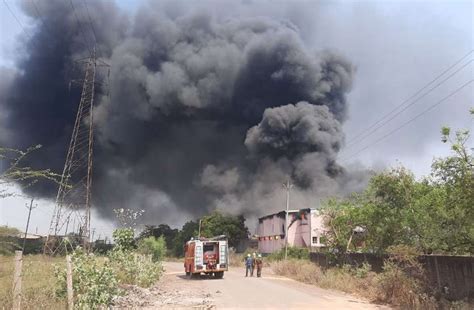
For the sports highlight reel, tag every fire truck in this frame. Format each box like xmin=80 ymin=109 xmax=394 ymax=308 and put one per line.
xmin=184 ymin=235 xmax=228 ymax=278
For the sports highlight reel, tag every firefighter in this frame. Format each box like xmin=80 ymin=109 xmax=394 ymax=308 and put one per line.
xmin=245 ymin=254 xmax=253 ymax=277
xmin=251 ymin=252 xmax=257 ymax=276
xmin=256 ymin=254 xmax=263 ymax=277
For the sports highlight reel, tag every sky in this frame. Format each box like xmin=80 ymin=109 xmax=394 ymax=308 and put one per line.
xmin=0 ymin=0 xmax=472 ymax=238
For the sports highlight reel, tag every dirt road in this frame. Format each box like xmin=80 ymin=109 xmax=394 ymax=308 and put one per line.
xmin=114 ymin=261 xmax=389 ymax=309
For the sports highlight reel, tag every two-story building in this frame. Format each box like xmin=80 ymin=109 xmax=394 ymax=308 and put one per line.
xmin=256 ymin=208 xmax=327 ymax=254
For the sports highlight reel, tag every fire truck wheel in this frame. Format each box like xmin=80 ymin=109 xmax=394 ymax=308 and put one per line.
xmin=214 ymin=271 xmax=224 ymax=279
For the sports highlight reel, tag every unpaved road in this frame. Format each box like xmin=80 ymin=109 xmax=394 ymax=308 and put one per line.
xmin=114 ymin=261 xmax=389 ymax=309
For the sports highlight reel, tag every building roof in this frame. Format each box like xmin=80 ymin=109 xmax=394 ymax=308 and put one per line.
xmin=16 ymin=233 xmax=45 ymax=239
xmin=258 ymin=208 xmax=314 ymax=222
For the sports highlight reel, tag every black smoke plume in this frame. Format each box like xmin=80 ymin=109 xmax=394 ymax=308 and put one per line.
xmin=0 ymin=0 xmax=366 ymax=225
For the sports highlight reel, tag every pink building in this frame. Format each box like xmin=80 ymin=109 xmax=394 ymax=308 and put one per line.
xmin=257 ymin=208 xmax=327 ymax=254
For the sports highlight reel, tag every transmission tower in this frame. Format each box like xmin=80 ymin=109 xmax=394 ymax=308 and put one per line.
xmin=44 ymin=48 xmax=105 ymax=255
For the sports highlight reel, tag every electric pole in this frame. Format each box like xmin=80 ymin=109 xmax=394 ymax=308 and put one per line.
xmin=283 ymin=179 xmax=293 ymax=260
xmin=22 ymin=198 xmax=37 ymax=252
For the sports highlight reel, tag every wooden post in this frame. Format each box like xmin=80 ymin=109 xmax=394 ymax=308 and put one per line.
xmin=12 ymin=251 xmax=22 ymax=310
xmin=66 ymin=255 xmax=74 ymax=310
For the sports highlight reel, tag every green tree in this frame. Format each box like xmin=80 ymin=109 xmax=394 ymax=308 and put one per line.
xmin=321 ymin=109 xmax=473 ymax=255
xmin=171 ymin=220 xmax=199 ymax=257
xmin=427 ymin=109 xmax=473 ymax=254
xmin=199 ymin=211 xmax=249 ymax=248
xmin=138 ymin=224 xmax=178 ymax=250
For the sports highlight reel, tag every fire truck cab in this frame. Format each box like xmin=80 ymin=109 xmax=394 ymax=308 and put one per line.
xmin=184 ymin=236 xmax=228 ymax=278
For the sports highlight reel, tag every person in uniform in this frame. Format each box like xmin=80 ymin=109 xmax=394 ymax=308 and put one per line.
xmin=251 ymin=252 xmax=257 ymax=276
xmin=245 ymin=253 xmax=253 ymax=277
xmin=256 ymin=254 xmax=263 ymax=277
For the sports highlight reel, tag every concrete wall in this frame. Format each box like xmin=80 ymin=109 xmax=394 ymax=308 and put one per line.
xmin=421 ymin=255 xmax=474 ymax=300
xmin=309 ymin=252 xmax=474 ymax=300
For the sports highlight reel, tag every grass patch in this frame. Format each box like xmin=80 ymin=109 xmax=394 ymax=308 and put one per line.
xmin=0 ymin=254 xmax=66 ymax=309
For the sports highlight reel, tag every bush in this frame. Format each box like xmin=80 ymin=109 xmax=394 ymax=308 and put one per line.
xmin=108 ymin=248 xmax=162 ymax=287
xmin=272 ymin=259 xmax=323 ymax=284
xmin=267 ymin=247 xmax=309 ymax=261
xmin=0 ymin=226 xmax=21 ymax=255
xmin=112 ymin=228 xmax=135 ymax=251
xmin=374 ymin=260 xmax=436 ymax=309
xmin=271 ymin=258 xmax=439 ymax=309
xmin=137 ymin=236 xmax=166 ymax=262
xmin=54 ymin=249 xmax=118 ymax=309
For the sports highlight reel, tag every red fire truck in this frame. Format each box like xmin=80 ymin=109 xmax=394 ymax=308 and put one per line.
xmin=184 ymin=235 xmax=228 ymax=278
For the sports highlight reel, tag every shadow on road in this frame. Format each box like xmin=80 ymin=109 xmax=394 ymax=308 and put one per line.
xmin=176 ymin=274 xmax=224 ymax=280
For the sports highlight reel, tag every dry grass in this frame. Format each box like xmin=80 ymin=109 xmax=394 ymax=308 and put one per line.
xmin=271 ymin=259 xmax=447 ymax=309
xmin=229 ymin=251 xmax=245 ymax=267
xmin=0 ymin=254 xmax=66 ymax=309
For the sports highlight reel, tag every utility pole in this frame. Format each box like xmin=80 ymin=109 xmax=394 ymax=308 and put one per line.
xmin=198 ymin=219 xmax=203 ymax=239
xmin=22 ymin=198 xmax=36 ymax=252
xmin=64 ymin=215 xmax=71 ymax=235
xmin=283 ymin=179 xmax=293 ymax=260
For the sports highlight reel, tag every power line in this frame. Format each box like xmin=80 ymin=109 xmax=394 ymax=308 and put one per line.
xmin=339 ymin=79 xmax=473 ymax=162
xmin=345 ymin=50 xmax=473 ymax=149
xmin=2 ymin=0 xmax=37 ymax=48
xmin=30 ymin=0 xmax=56 ymax=37
xmin=81 ymin=0 xmax=105 ymax=58
xmin=67 ymin=0 xmax=93 ymax=56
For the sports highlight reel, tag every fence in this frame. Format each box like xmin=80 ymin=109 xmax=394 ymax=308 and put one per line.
xmin=309 ymin=252 xmax=474 ymax=300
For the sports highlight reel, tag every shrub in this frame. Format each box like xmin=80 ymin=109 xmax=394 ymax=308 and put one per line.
xmin=137 ymin=236 xmax=166 ymax=262
xmin=112 ymin=228 xmax=135 ymax=251
xmin=108 ymin=248 xmax=162 ymax=287
xmin=272 ymin=259 xmax=323 ymax=284
xmin=267 ymin=247 xmax=309 ymax=261
xmin=0 ymin=226 xmax=21 ymax=255
xmin=54 ymin=249 xmax=118 ymax=309
xmin=374 ymin=260 xmax=436 ymax=309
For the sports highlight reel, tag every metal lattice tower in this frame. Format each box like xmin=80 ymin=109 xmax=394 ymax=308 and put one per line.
xmin=44 ymin=49 xmax=98 ymax=255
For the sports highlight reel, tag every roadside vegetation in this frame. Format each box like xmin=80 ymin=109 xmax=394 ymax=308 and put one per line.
xmin=270 ymin=110 xmax=473 ymax=309
xmin=321 ymin=109 xmax=473 ymax=256
xmin=0 ymin=209 xmax=165 ymax=309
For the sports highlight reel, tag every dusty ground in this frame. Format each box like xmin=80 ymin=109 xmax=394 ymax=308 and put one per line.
xmin=113 ymin=261 xmax=390 ymax=309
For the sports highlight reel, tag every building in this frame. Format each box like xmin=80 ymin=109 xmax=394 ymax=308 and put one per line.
xmin=256 ymin=208 xmax=327 ymax=254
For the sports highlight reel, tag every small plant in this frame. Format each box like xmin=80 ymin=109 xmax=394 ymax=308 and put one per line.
xmin=354 ymin=262 xmax=371 ymax=279
xmin=108 ymin=247 xmax=162 ymax=287
xmin=112 ymin=228 xmax=135 ymax=251
xmin=54 ymin=248 xmax=118 ymax=309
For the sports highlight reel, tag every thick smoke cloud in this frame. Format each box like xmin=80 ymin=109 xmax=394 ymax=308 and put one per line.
xmin=0 ymin=0 xmax=367 ymax=225
xmin=245 ymin=102 xmax=343 ymax=160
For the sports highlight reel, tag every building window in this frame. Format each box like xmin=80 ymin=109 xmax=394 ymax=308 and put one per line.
xmin=312 ymin=236 xmax=318 ymax=244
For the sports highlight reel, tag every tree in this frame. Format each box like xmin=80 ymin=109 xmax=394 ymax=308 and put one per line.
xmin=321 ymin=108 xmax=474 ymax=255
xmin=0 ymin=145 xmax=62 ymax=198
xmin=199 ymin=211 xmax=249 ymax=248
xmin=428 ymin=108 xmax=473 ymax=254
xmin=137 ymin=224 xmax=178 ymax=249
xmin=171 ymin=220 xmax=199 ymax=257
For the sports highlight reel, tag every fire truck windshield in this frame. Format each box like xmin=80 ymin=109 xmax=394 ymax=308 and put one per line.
xmin=203 ymin=244 xmax=214 ymax=252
